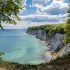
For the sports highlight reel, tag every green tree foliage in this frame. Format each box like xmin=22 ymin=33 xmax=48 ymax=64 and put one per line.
xmin=28 ymin=24 xmax=65 ymax=37
xmin=0 ymin=0 xmax=22 ymax=30
xmin=64 ymin=5 xmax=70 ymax=43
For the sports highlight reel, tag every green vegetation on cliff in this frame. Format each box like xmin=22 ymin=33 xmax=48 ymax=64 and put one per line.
xmin=64 ymin=6 xmax=70 ymax=43
xmin=28 ymin=23 xmax=65 ymax=37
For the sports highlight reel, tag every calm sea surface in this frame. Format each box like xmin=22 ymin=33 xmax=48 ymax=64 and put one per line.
xmin=0 ymin=29 xmax=48 ymax=64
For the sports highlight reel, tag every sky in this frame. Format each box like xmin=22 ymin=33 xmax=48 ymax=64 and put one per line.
xmin=3 ymin=0 xmax=70 ymax=29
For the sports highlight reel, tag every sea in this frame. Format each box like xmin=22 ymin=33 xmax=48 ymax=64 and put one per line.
xmin=0 ymin=29 xmax=48 ymax=65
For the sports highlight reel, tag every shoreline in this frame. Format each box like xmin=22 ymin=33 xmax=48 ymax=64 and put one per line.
xmin=0 ymin=60 xmax=70 ymax=70
xmin=0 ymin=37 xmax=70 ymax=70
xmin=40 ymin=39 xmax=58 ymax=62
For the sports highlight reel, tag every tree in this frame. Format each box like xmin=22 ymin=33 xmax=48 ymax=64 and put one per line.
xmin=0 ymin=0 xmax=22 ymax=30
xmin=64 ymin=5 xmax=70 ymax=43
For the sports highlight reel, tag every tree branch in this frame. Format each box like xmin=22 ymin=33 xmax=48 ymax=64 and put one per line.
xmin=0 ymin=21 xmax=5 ymax=30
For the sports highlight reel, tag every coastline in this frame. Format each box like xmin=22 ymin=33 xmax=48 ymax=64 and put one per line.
xmin=40 ymin=40 xmax=58 ymax=62
xmin=27 ymin=27 xmax=70 ymax=62
xmin=0 ymin=35 xmax=70 ymax=70
xmin=0 ymin=34 xmax=69 ymax=70
xmin=33 ymin=36 xmax=56 ymax=63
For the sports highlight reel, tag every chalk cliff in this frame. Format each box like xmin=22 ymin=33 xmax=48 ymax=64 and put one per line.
xmin=27 ymin=29 xmax=70 ymax=59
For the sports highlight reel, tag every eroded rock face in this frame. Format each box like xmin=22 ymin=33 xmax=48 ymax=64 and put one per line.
xmin=27 ymin=29 xmax=65 ymax=51
xmin=35 ymin=30 xmax=47 ymax=41
xmin=50 ymin=34 xmax=65 ymax=51
xmin=27 ymin=29 xmax=70 ymax=60
xmin=27 ymin=29 xmax=47 ymax=41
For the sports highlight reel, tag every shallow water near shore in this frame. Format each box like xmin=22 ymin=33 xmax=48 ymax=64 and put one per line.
xmin=0 ymin=29 xmax=48 ymax=65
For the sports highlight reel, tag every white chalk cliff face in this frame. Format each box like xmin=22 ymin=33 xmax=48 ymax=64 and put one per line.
xmin=27 ymin=29 xmax=70 ymax=59
xmin=27 ymin=29 xmax=65 ymax=50
xmin=27 ymin=29 xmax=47 ymax=41
xmin=49 ymin=34 xmax=65 ymax=50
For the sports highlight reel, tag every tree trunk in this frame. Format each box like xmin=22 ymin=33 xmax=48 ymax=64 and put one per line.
xmin=0 ymin=21 xmax=5 ymax=30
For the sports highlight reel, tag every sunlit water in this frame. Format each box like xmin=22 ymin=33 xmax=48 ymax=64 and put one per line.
xmin=0 ymin=29 xmax=48 ymax=65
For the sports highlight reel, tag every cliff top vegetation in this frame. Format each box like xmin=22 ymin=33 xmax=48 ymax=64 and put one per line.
xmin=28 ymin=23 xmax=65 ymax=37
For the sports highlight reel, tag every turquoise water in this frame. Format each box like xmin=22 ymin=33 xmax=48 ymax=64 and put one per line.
xmin=0 ymin=29 xmax=48 ymax=64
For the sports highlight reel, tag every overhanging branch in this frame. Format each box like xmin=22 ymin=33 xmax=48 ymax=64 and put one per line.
xmin=0 ymin=21 xmax=4 ymax=30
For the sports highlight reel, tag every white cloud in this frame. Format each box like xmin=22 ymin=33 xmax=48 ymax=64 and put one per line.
xmin=20 ymin=13 xmax=67 ymax=19
xmin=43 ymin=1 xmax=68 ymax=10
xmin=32 ymin=0 xmax=46 ymax=6
xmin=22 ymin=0 xmax=26 ymax=6
xmin=2 ymin=13 xmax=67 ymax=29
xmin=19 ymin=13 xmax=67 ymax=23
xmin=32 ymin=0 xmax=68 ymax=15
xmin=2 ymin=0 xmax=69 ymax=29
xmin=20 ymin=0 xmax=68 ymax=15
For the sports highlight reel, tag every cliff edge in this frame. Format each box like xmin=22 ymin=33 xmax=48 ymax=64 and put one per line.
xmin=27 ymin=24 xmax=70 ymax=60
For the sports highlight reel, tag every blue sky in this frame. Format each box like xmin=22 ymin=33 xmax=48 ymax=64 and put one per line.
xmin=21 ymin=0 xmax=69 ymax=15
xmin=3 ymin=0 xmax=70 ymax=29
xmin=19 ymin=0 xmax=69 ymax=23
